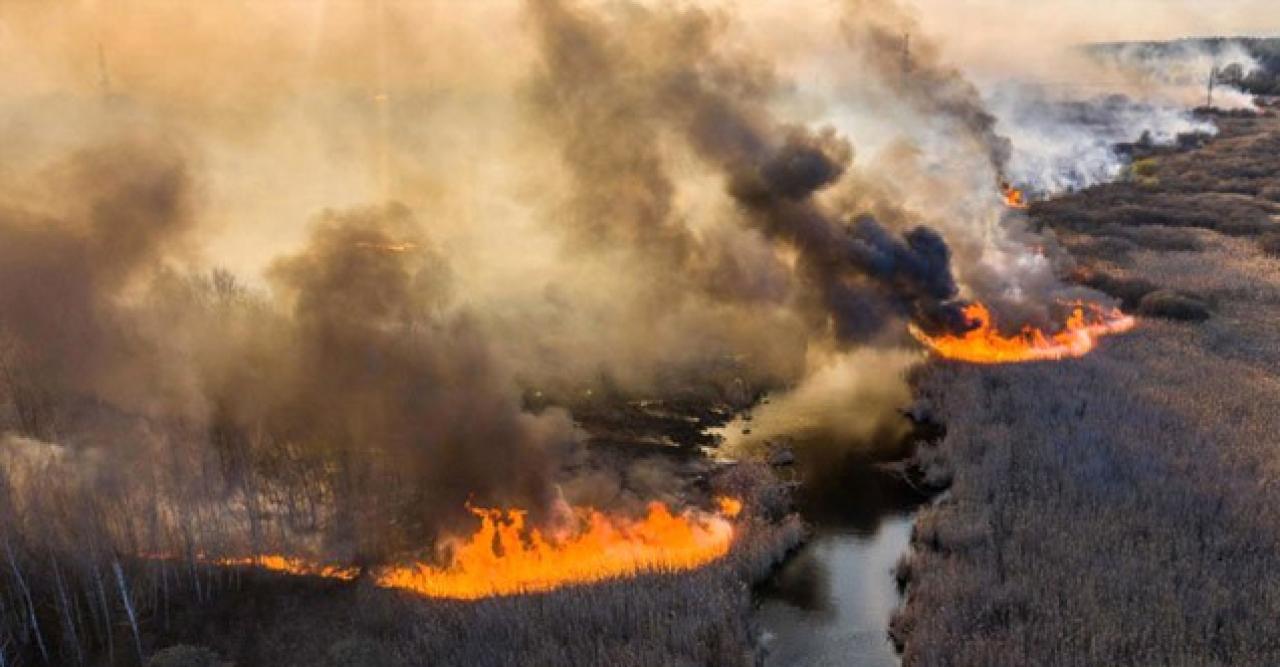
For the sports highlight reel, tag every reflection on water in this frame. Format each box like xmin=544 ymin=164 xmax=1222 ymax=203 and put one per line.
xmin=755 ymin=453 xmax=929 ymax=667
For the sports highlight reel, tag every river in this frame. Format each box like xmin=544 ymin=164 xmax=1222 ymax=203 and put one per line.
xmin=754 ymin=454 xmax=931 ymax=667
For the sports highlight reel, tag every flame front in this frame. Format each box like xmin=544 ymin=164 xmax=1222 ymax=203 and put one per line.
xmin=376 ymin=500 xmax=737 ymax=600
xmin=910 ymin=302 xmax=1135 ymax=364
xmin=216 ymin=555 xmax=360 ymax=581
xmin=1001 ymin=182 xmax=1028 ymax=209
xmin=209 ymin=498 xmax=739 ymax=600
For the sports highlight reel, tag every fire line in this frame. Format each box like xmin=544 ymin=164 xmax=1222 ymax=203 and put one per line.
xmin=909 ymin=302 xmax=1136 ymax=364
xmin=199 ymin=498 xmax=741 ymax=601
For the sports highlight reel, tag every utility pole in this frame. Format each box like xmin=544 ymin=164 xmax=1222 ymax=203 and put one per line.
xmin=901 ymin=32 xmax=911 ymax=78
xmin=97 ymin=42 xmax=111 ymax=99
xmin=1206 ymin=65 xmax=1218 ymax=108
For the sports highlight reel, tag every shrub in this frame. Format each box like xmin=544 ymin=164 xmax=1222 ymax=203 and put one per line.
xmin=1130 ymin=157 xmax=1158 ymax=178
xmin=147 ymin=645 xmax=227 ymax=667
xmin=1259 ymin=231 xmax=1280 ymax=257
xmin=326 ymin=638 xmax=405 ymax=667
xmin=1136 ymin=289 xmax=1211 ymax=321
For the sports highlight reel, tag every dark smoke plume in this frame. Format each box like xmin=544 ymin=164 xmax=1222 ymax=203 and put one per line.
xmin=842 ymin=0 xmax=1012 ymax=177
xmin=528 ymin=0 xmax=968 ymax=341
xmin=0 ymin=138 xmax=195 ymax=436
xmin=252 ymin=204 xmax=577 ymax=557
xmin=0 ymin=140 xmax=577 ymax=565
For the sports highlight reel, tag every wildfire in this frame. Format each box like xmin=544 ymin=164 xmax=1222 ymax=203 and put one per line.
xmin=1001 ymin=182 xmax=1028 ymax=210
xmin=203 ymin=498 xmax=740 ymax=600
xmin=376 ymin=499 xmax=738 ymax=600
xmin=717 ymin=496 xmax=743 ymax=518
xmin=910 ymin=302 xmax=1135 ymax=364
xmin=215 ymin=555 xmax=360 ymax=581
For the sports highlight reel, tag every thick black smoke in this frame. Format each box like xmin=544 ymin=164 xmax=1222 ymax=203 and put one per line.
xmin=252 ymin=204 xmax=577 ymax=557
xmin=0 ymin=139 xmax=577 ymax=565
xmin=529 ymin=0 xmax=968 ymax=341
xmin=0 ymin=138 xmax=195 ymax=437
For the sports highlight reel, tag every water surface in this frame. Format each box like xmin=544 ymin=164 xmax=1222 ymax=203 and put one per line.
xmin=755 ymin=457 xmax=928 ymax=667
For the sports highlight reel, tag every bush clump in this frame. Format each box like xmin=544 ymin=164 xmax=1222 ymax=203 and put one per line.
xmin=1258 ymin=231 xmax=1280 ymax=257
xmin=147 ymin=645 xmax=227 ymax=667
xmin=326 ymin=638 xmax=406 ymax=667
xmin=1130 ymin=157 xmax=1159 ymax=178
xmin=1136 ymin=289 xmax=1211 ymax=321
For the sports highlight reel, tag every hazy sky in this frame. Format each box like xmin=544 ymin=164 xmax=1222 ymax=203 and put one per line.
xmin=913 ymin=0 xmax=1280 ymax=41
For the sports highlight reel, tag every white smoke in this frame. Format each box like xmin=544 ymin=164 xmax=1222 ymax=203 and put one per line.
xmin=990 ymin=85 xmax=1216 ymax=194
xmin=1089 ymin=39 xmax=1263 ymax=109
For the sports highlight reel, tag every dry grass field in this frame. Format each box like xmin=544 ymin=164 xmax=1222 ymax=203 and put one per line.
xmin=894 ymin=112 xmax=1280 ymax=666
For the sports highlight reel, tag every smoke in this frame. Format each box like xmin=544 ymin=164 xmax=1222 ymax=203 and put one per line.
xmin=716 ymin=349 xmax=918 ymax=458
xmin=0 ymin=137 xmax=197 ymax=429
xmin=1 ymin=0 xmax=1255 ymax=573
xmin=1084 ymin=39 xmax=1263 ymax=109
xmin=527 ymin=0 xmax=968 ymax=345
xmin=0 ymin=135 xmax=578 ymax=562
xmin=990 ymin=88 xmax=1217 ymax=194
xmin=251 ymin=204 xmax=579 ymax=553
xmin=841 ymin=0 xmax=1013 ymax=178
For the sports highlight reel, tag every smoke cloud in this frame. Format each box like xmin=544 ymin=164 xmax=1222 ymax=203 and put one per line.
xmin=841 ymin=0 xmax=1013 ymax=177
xmin=528 ymin=0 xmax=969 ymax=344
xmin=0 ymin=0 xmax=1254 ymax=571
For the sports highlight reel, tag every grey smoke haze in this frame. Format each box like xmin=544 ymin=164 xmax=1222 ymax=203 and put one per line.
xmin=841 ymin=0 xmax=1013 ymax=177
xmin=0 ymin=0 xmax=1199 ymax=573
xmin=0 ymin=137 xmax=196 ymax=429
xmin=992 ymin=88 xmax=1216 ymax=194
xmin=0 ymin=135 xmax=577 ymax=563
xmin=1086 ymin=39 xmax=1263 ymax=109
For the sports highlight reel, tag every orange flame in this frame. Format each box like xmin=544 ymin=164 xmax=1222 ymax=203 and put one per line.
xmin=909 ymin=302 xmax=1135 ymax=364
xmin=717 ymin=496 xmax=743 ymax=518
xmin=1001 ymin=182 xmax=1028 ymax=210
xmin=215 ymin=554 xmax=360 ymax=581
xmin=376 ymin=499 xmax=738 ymax=599
xmin=205 ymin=498 xmax=740 ymax=600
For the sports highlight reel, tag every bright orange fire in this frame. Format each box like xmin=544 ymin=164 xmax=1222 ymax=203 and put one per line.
xmin=215 ymin=554 xmax=360 ymax=581
xmin=717 ymin=496 xmax=743 ymax=518
xmin=1001 ymin=182 xmax=1028 ymax=210
xmin=376 ymin=499 xmax=738 ymax=600
xmin=206 ymin=498 xmax=740 ymax=600
xmin=910 ymin=302 xmax=1135 ymax=364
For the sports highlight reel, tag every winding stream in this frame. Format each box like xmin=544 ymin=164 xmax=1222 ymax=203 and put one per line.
xmin=754 ymin=455 xmax=931 ymax=667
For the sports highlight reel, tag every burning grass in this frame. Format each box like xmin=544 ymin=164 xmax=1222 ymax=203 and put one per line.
xmin=379 ymin=500 xmax=737 ymax=599
xmin=1000 ymin=182 xmax=1029 ymax=210
xmin=222 ymin=499 xmax=743 ymax=601
xmin=1 ymin=452 xmax=799 ymax=667
xmin=895 ymin=113 xmax=1280 ymax=665
xmin=909 ymin=302 xmax=1135 ymax=364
